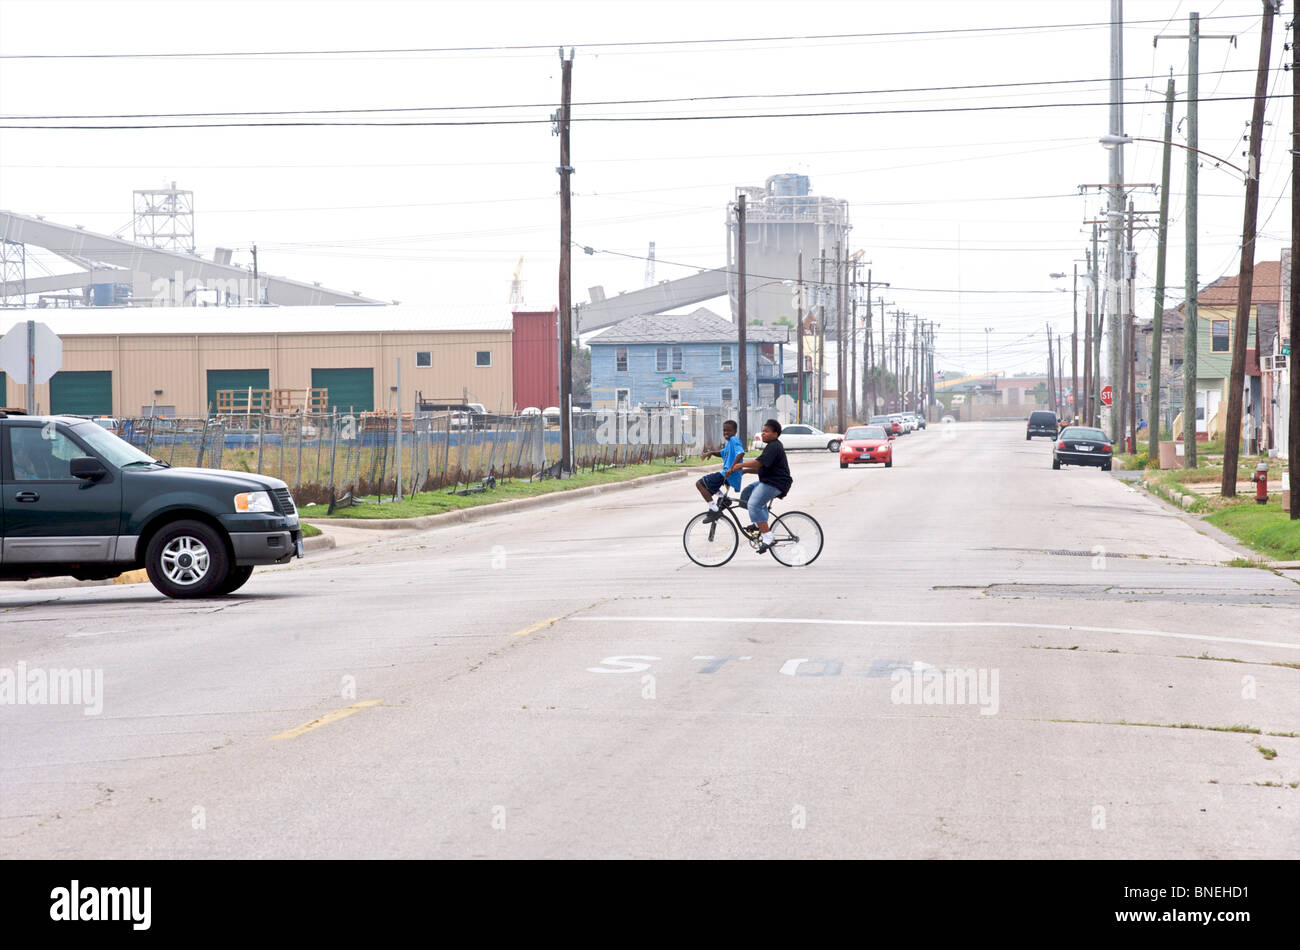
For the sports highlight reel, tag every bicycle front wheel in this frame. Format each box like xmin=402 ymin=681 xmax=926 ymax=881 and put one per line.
xmin=768 ymin=511 xmax=823 ymax=567
xmin=683 ymin=512 xmax=739 ymax=567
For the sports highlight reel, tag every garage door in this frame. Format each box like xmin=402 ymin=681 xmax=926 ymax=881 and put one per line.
xmin=50 ymin=370 xmax=112 ymax=416
xmin=312 ymin=368 xmax=374 ymax=413
xmin=206 ymin=369 xmax=269 ymax=415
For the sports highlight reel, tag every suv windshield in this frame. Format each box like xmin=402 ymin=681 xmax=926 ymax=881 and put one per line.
xmin=68 ymin=420 xmax=159 ymax=468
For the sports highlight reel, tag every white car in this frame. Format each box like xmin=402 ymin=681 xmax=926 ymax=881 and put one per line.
xmin=888 ymin=413 xmax=914 ymax=434
xmin=754 ymin=423 xmax=843 ymax=452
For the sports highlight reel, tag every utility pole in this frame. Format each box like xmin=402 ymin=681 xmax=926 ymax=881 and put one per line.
xmin=1084 ymin=249 xmax=1094 ymax=425
xmin=836 ymin=242 xmax=846 ymax=434
xmin=1150 ymin=75 xmax=1175 ymax=459
xmin=1091 ymin=224 xmax=1103 ymax=427
xmin=880 ymin=293 xmax=888 ymax=413
xmin=1128 ymin=198 xmax=1137 ymax=454
xmin=1221 ymin=0 xmax=1276 ymax=496
xmin=1106 ymin=0 xmax=1125 ymax=443
xmin=864 ymin=268 xmax=874 ymax=420
xmin=817 ymin=247 xmax=826 ymax=427
xmin=250 ymin=243 xmax=259 ymax=304
xmin=1047 ymin=327 xmax=1057 ymax=413
xmin=556 ymin=48 xmax=575 ymax=475
xmin=849 ymin=259 xmax=858 ymax=423
xmin=1071 ymin=264 xmax=1079 ymax=424
xmin=737 ymin=194 xmax=749 ymax=444
xmin=796 ymin=251 xmax=805 ymax=424
xmin=1291 ymin=4 xmax=1299 ymax=520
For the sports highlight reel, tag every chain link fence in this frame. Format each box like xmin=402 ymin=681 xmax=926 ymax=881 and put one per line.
xmin=116 ymin=406 xmax=734 ymax=510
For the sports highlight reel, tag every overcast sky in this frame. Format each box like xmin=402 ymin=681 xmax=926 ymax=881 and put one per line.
xmin=0 ymin=0 xmax=1291 ymax=376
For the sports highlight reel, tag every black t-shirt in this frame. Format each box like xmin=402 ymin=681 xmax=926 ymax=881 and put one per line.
xmin=756 ymin=438 xmax=793 ymax=495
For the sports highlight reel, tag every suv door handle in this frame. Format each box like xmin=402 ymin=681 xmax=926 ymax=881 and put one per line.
xmin=14 ymin=490 xmax=40 ymax=502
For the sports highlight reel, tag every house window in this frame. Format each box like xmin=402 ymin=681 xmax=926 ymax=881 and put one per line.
xmin=720 ymin=345 xmax=733 ymax=371
xmin=672 ymin=347 xmax=684 ymax=371
xmin=616 ymin=347 xmax=628 ymax=372
xmin=656 ymin=347 xmax=668 ymax=372
xmin=615 ymin=388 xmax=630 ymax=409
xmin=1211 ymin=320 xmax=1229 ymax=352
xmin=416 ymin=351 xmax=431 ymax=367
xmin=721 ymin=387 xmax=733 ymax=403
xmin=476 ymin=350 xmax=492 ymax=367
xmin=667 ymin=389 xmax=681 ymax=405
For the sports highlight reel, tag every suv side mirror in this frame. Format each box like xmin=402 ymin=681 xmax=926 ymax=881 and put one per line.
xmin=70 ymin=456 xmax=107 ymax=480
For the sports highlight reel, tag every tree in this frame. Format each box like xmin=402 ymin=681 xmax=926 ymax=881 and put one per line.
xmin=570 ymin=344 xmax=591 ymax=403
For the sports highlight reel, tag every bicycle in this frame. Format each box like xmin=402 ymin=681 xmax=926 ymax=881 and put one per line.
xmin=683 ymin=484 xmax=823 ymax=568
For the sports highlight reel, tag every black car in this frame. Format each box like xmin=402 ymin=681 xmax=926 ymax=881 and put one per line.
xmin=1052 ymin=425 xmax=1114 ymax=471
xmin=868 ymin=415 xmax=901 ymax=437
xmin=1026 ymin=410 xmax=1059 ymax=440
xmin=1 ymin=410 xmax=302 ymax=597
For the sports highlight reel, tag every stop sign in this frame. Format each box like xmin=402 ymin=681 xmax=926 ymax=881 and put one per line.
xmin=0 ymin=320 xmax=62 ymax=385
xmin=1100 ymin=384 xmax=1113 ymax=408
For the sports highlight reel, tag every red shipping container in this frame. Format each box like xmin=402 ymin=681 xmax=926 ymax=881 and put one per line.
xmin=512 ymin=309 xmax=560 ymax=412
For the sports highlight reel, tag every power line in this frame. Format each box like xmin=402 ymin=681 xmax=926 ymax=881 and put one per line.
xmin=0 ymin=68 xmax=1269 ymax=121
xmin=0 ymin=13 xmax=1263 ymax=61
xmin=2 ymin=93 xmax=1290 ymax=130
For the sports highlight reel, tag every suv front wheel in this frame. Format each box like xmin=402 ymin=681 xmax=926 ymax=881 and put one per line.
xmin=145 ymin=520 xmax=232 ymax=598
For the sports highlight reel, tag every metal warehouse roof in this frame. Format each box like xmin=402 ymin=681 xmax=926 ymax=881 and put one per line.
xmin=8 ymin=304 xmax=514 ymax=337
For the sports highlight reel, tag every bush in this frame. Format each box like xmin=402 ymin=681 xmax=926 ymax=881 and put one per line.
xmin=1132 ymin=451 xmax=1150 ymax=470
xmin=1145 ymin=457 xmax=1161 ymax=471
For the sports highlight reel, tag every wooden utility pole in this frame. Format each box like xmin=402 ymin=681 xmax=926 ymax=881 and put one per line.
xmin=864 ymin=268 xmax=874 ymax=419
xmin=1150 ymin=76 xmax=1175 ymax=458
xmin=836 ymin=243 xmax=846 ymax=434
xmin=817 ymin=248 xmax=826 ymax=426
xmin=796 ymin=251 xmax=804 ymax=424
xmin=1221 ymin=0 xmax=1275 ymax=496
xmin=737 ymin=194 xmax=748 ymax=443
xmin=1291 ymin=2 xmax=1299 ymax=520
xmin=1071 ymin=264 xmax=1079 ymax=424
xmin=1084 ymin=249 xmax=1094 ymax=425
xmin=557 ymin=48 xmax=574 ymax=475
xmin=1127 ymin=198 xmax=1137 ymax=453
xmin=1091 ymin=224 xmax=1104 ymax=428
xmin=1047 ymin=327 xmax=1056 ymax=413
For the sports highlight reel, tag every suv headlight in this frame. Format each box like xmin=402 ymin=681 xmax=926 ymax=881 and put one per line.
xmin=234 ymin=490 xmax=275 ymax=513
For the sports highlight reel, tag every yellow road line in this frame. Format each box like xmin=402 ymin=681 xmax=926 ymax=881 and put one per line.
xmin=512 ymin=617 xmax=559 ymax=637
xmin=268 ymin=699 xmax=382 ymax=740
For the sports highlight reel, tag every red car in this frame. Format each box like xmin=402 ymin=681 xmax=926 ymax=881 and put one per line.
xmin=839 ymin=424 xmax=893 ymax=469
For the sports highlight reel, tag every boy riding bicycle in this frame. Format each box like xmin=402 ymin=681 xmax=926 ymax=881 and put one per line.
xmin=697 ymin=419 xmax=744 ymax=521
xmin=726 ymin=418 xmax=792 ymax=554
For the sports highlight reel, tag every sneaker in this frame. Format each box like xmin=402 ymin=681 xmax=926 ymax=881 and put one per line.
xmin=756 ymin=541 xmax=771 ymax=554
xmin=703 ymin=509 xmax=722 ymax=523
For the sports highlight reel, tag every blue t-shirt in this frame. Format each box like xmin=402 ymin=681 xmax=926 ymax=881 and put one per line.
xmin=720 ymin=435 xmax=745 ymax=490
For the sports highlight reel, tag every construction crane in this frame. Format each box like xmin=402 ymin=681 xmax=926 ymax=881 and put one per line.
xmin=509 ymin=255 xmax=524 ymax=309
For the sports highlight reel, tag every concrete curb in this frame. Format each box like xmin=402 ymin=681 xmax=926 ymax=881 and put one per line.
xmin=305 ymin=465 xmax=714 ymax=532
xmin=1135 ymin=476 xmax=1296 ymax=568
xmin=11 ymin=532 xmax=336 ymax=591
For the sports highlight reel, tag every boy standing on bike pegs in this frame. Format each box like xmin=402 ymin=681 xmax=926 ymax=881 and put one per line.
xmin=697 ymin=419 xmax=744 ymax=522
xmin=727 ymin=418 xmax=793 ymax=554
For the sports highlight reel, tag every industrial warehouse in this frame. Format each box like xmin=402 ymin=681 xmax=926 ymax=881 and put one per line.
xmin=0 ymin=305 xmax=564 ymax=418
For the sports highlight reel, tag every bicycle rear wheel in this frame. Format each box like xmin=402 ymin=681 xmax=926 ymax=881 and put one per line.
xmin=768 ymin=511 xmax=823 ymax=567
xmin=683 ymin=512 xmax=739 ymax=567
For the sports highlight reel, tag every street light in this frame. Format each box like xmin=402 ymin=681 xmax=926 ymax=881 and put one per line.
xmin=1098 ymin=134 xmax=1249 ymax=178
xmin=983 ymin=327 xmax=994 ymax=376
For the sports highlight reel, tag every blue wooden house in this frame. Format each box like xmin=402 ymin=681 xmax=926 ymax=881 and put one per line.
xmin=588 ymin=308 xmax=790 ymax=409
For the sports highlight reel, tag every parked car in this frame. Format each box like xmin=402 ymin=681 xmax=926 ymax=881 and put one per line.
xmin=753 ymin=423 xmax=842 ymax=452
xmin=906 ymin=412 xmax=927 ymax=430
xmin=1027 ymin=410 xmax=1060 ymax=440
xmin=839 ymin=425 xmax=893 ymax=469
xmin=888 ymin=413 xmax=915 ymax=434
xmin=868 ymin=415 xmax=902 ymax=437
xmin=1052 ymin=425 xmax=1113 ymax=471
xmin=0 ymin=410 xmax=302 ymax=597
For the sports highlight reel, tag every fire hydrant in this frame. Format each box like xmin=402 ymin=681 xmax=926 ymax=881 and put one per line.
xmin=1251 ymin=461 xmax=1269 ymax=505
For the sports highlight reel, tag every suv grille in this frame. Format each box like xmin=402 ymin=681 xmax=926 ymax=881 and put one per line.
xmin=271 ymin=487 xmax=297 ymax=516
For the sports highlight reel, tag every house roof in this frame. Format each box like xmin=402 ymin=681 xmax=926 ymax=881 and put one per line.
xmin=1196 ymin=260 xmax=1282 ymax=307
xmin=588 ymin=308 xmax=790 ymax=345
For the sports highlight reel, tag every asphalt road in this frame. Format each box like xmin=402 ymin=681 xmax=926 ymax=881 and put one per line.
xmin=2 ymin=421 xmax=1298 ymax=858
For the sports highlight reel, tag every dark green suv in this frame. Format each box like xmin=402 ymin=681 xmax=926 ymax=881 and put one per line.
xmin=0 ymin=410 xmax=302 ymax=598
